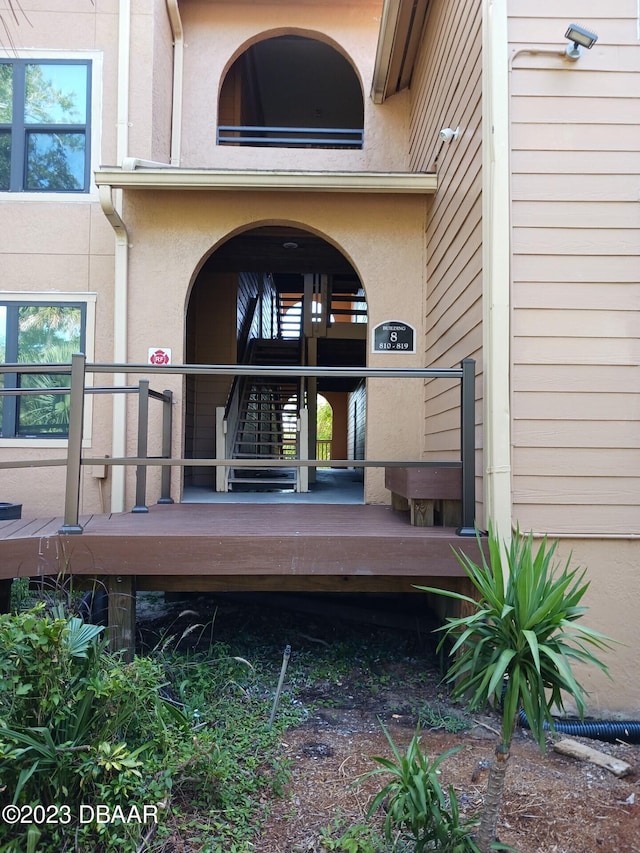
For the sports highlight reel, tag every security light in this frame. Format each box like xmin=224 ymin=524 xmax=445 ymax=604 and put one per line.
xmin=564 ymin=24 xmax=598 ymax=60
xmin=439 ymin=127 xmax=459 ymax=143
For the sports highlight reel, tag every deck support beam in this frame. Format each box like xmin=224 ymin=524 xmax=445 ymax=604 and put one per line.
xmin=0 ymin=579 xmax=11 ymax=613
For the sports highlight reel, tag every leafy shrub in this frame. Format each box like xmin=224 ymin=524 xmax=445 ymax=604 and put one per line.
xmin=0 ymin=605 xmax=185 ymax=852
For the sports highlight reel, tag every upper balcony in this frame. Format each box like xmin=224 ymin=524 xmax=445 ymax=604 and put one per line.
xmin=175 ymin=5 xmax=413 ymax=174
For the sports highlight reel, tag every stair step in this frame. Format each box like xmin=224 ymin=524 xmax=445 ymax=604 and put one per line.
xmin=223 ymin=338 xmax=304 ymax=493
xmin=243 ymin=389 xmax=298 ymax=397
xmin=229 ymin=470 xmax=296 ymax=479
xmin=238 ymin=414 xmax=297 ymax=423
xmin=238 ymin=415 xmax=297 ymax=422
xmin=232 ymin=454 xmax=297 ymax=460
xmin=236 ymin=420 xmax=297 ymax=432
xmin=228 ymin=469 xmax=297 ymax=486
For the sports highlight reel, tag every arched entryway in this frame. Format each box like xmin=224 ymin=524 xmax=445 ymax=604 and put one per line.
xmin=184 ymin=226 xmax=367 ymax=501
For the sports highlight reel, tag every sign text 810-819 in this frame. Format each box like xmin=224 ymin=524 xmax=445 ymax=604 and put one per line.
xmin=372 ymin=321 xmax=415 ymax=353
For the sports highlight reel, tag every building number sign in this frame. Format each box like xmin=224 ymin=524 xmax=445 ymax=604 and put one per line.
xmin=372 ymin=321 xmax=415 ymax=353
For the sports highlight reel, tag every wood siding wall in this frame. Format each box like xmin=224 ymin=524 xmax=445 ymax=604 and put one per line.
xmin=348 ymin=381 xmax=366 ymax=461
xmin=237 ymin=271 xmax=278 ymax=356
xmin=509 ymin=3 xmax=640 ymax=534
xmin=409 ymin=0 xmax=484 ymax=523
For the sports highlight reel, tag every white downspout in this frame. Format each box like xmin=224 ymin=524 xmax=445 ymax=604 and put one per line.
xmin=166 ymin=0 xmax=184 ymax=166
xmin=105 ymin=2 xmax=180 ymax=512
xmin=482 ymin=0 xmax=512 ymax=542
xmin=109 ymin=0 xmax=132 ymax=513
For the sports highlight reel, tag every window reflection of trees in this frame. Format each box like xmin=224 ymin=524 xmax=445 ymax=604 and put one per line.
xmin=0 ymin=61 xmax=89 ymax=192
xmin=17 ymin=306 xmax=81 ymax=434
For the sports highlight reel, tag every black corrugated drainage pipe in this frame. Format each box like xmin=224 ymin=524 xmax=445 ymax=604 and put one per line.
xmin=518 ymin=710 xmax=640 ymax=743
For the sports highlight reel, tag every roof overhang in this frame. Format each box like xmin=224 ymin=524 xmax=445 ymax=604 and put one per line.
xmin=371 ymin=0 xmax=430 ymax=104
xmin=94 ymin=166 xmax=437 ymax=194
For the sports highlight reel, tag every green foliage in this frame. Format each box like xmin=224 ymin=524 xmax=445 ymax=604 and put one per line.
xmin=420 ymin=525 xmax=614 ymax=852
xmin=317 ymin=396 xmax=333 ymax=440
xmin=0 ymin=604 xmax=104 ymax=731
xmin=8 ymin=578 xmax=30 ymax=612
xmin=417 ymin=703 xmax=470 ymax=735
xmin=420 ymin=526 xmax=614 ymax=752
xmin=356 ymin=724 xmax=479 ymax=852
xmin=156 ymin=646 xmax=297 ymax=850
xmin=0 ymin=604 xmax=298 ymax=852
xmin=0 ymin=606 xmax=184 ymax=852
xmin=320 ymin=817 xmax=386 ymax=852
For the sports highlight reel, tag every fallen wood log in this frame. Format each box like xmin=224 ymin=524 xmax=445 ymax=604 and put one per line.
xmin=553 ymin=738 xmax=633 ymax=778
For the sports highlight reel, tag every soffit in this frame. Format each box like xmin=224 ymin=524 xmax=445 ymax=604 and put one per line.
xmin=204 ymin=227 xmax=358 ymax=275
xmin=371 ymin=0 xmax=430 ymax=104
xmin=179 ymin=0 xmax=379 ymax=6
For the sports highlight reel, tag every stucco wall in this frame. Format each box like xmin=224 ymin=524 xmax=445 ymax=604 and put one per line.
xmin=0 ymin=0 xmax=417 ymax=517
xmin=120 ymin=188 xmax=427 ymax=504
xmin=0 ymin=1 xmax=120 ymax=517
xmin=549 ymin=538 xmax=640 ymax=717
xmin=177 ymin=0 xmax=410 ymax=172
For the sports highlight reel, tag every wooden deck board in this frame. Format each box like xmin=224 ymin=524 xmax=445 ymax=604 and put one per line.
xmin=0 ymin=503 xmax=479 ymax=589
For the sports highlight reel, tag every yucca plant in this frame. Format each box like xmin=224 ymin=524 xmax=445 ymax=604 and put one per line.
xmin=356 ymin=723 xmax=479 ymax=852
xmin=420 ymin=526 xmax=614 ymax=852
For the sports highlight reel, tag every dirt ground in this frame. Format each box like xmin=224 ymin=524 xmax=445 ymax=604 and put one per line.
xmin=257 ymin=708 xmax=639 ymax=853
xmin=139 ymin=593 xmax=640 ymax=853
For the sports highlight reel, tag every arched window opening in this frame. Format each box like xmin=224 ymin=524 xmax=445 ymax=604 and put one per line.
xmin=218 ymin=36 xmax=364 ymax=149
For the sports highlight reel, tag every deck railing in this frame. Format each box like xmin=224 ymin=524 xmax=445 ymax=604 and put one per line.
xmin=0 ymin=357 xmax=476 ymax=536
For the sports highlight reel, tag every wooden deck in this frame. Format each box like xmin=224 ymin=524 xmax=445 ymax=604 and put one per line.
xmin=0 ymin=503 xmax=480 ymax=593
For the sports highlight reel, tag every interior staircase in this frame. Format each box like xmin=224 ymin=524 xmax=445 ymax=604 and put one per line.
xmin=227 ymin=338 xmax=302 ymax=491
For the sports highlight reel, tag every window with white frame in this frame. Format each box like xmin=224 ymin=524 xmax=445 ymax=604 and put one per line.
xmin=0 ymin=300 xmax=87 ymax=438
xmin=0 ymin=59 xmax=91 ymax=192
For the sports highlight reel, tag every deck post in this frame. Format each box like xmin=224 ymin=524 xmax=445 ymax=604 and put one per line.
xmin=107 ymin=575 xmax=136 ymax=661
xmin=132 ymin=379 xmax=149 ymax=513
xmin=215 ymin=406 xmax=227 ymax=491
xmin=59 ymin=353 xmax=86 ymax=534
xmin=297 ymin=407 xmax=309 ymax=492
xmin=158 ymin=389 xmax=174 ymax=504
xmin=458 ymin=357 xmax=476 ymax=536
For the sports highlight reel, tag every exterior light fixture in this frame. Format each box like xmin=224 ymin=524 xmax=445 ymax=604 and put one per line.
xmin=564 ymin=24 xmax=598 ymax=60
xmin=439 ymin=127 xmax=459 ymax=143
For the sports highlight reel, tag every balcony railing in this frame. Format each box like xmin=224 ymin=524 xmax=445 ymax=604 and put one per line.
xmin=0 ymin=357 xmax=476 ymax=535
xmin=217 ymin=125 xmax=364 ymax=149
xmin=316 ymin=439 xmax=332 ymax=462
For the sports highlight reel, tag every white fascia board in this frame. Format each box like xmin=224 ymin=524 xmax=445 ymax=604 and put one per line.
xmin=93 ymin=168 xmax=437 ymax=194
xmin=371 ymin=0 xmax=403 ymax=104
